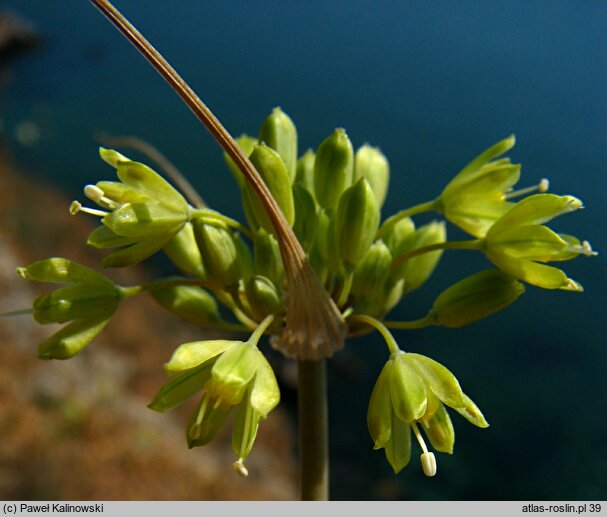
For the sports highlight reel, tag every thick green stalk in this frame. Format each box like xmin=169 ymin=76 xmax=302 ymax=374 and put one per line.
xmin=297 ymin=359 xmax=329 ymax=501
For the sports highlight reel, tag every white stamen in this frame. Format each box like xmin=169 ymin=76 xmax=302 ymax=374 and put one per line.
xmin=411 ymin=422 xmax=429 ymax=454
xmin=84 ymin=184 xmax=118 ymax=209
xmin=504 ymin=178 xmax=550 ymax=200
xmin=412 ymin=422 xmax=437 ymax=477
xmin=69 ymin=200 xmax=108 ymax=217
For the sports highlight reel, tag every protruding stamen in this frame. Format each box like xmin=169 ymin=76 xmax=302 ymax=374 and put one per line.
xmin=412 ymin=422 xmax=437 ymax=477
xmin=421 ymin=452 xmax=437 ymax=477
xmin=84 ymin=184 xmax=118 ymax=209
xmin=411 ymin=421 xmax=429 ymax=454
xmin=504 ymin=178 xmax=550 ymax=199
xmin=565 ymin=240 xmax=598 ymax=257
xmin=69 ymin=200 xmax=109 ymax=217
xmin=232 ymin=459 xmax=249 ymax=478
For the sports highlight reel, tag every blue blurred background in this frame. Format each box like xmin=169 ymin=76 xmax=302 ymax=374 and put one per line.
xmin=2 ymin=0 xmax=605 ymax=500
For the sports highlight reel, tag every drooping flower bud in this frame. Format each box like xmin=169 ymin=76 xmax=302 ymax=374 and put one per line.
xmin=151 ymin=285 xmax=221 ymax=326
xmin=354 ymin=144 xmax=390 ymax=209
xmin=245 ymin=275 xmax=282 ymax=320
xmin=32 ymin=284 xmax=119 ymax=325
xmin=431 ymin=269 xmax=525 ymax=327
xmin=334 ymin=178 xmax=380 ymax=269
xmin=258 ymin=107 xmax=298 ymax=183
xmin=314 ymin=128 xmax=354 ymax=210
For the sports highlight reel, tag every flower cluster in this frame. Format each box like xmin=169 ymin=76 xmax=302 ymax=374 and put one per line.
xmin=368 ymin=350 xmax=488 ymax=475
xmin=15 ymin=107 xmax=595 ymax=477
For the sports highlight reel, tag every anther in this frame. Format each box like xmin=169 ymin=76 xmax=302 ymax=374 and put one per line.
xmin=582 ymin=241 xmax=598 ymax=257
xmin=538 ymin=178 xmax=549 ymax=192
xmin=421 ymin=452 xmax=437 ymax=477
xmin=504 ymin=178 xmax=550 ymax=200
xmin=564 ymin=279 xmax=584 ymax=292
xmin=232 ymin=459 xmax=249 ymax=478
xmin=69 ymin=200 xmax=109 ymax=217
xmin=84 ymin=185 xmax=118 ymax=209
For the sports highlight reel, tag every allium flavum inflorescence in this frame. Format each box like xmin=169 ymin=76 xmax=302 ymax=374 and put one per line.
xmin=17 ymin=108 xmax=596 ymax=476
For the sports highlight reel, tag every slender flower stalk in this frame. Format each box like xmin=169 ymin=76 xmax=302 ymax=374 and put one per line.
xmin=376 ymin=200 xmax=438 ymax=239
xmin=391 ymin=239 xmax=483 ymax=270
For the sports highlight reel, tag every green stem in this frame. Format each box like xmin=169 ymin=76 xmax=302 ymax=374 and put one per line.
xmin=335 ymin=270 xmax=354 ymax=308
xmin=214 ymin=290 xmax=258 ymax=330
xmin=227 ymin=285 xmax=257 ymax=324
xmin=391 ymin=239 xmax=483 ymax=270
xmin=348 ymin=314 xmax=399 ymax=354
xmin=298 ymin=359 xmax=329 ymax=501
xmin=376 ymin=200 xmax=438 ymax=239
xmin=119 ymin=276 xmax=219 ymax=298
xmin=247 ymin=314 xmax=275 ymax=346
xmin=384 ymin=314 xmax=435 ymax=330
